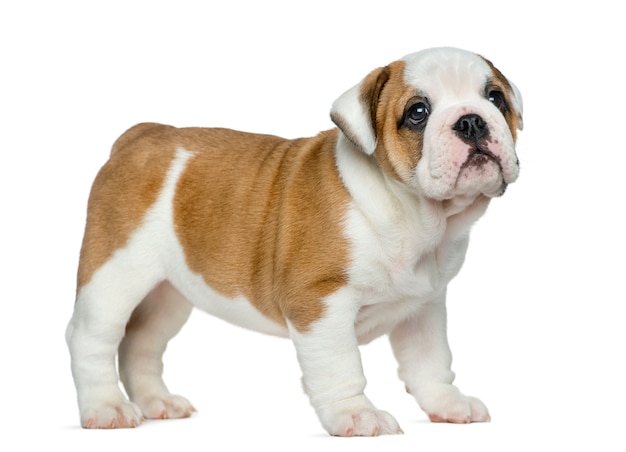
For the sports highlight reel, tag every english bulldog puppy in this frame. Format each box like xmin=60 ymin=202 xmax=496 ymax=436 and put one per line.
xmin=66 ymin=47 xmax=523 ymax=436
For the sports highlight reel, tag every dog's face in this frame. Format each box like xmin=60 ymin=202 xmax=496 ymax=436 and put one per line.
xmin=331 ymin=47 xmax=523 ymax=200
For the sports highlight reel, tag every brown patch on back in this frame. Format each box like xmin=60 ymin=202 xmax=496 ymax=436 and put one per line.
xmin=371 ymin=60 xmax=424 ymax=184
xmin=76 ymin=124 xmax=178 ymax=289
xmin=173 ymin=128 xmax=351 ymax=332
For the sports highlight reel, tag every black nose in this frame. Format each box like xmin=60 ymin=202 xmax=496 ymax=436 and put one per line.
xmin=453 ymin=114 xmax=488 ymax=140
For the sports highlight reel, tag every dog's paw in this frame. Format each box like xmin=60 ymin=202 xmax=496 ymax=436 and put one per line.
xmin=317 ymin=395 xmax=403 ymax=436
xmin=135 ymin=394 xmax=196 ymax=420
xmin=81 ymin=399 xmax=144 ymax=429
xmin=419 ymin=384 xmax=490 ymax=424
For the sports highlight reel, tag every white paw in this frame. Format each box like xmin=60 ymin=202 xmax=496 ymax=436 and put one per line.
xmin=419 ymin=384 xmax=490 ymax=424
xmin=317 ymin=395 xmax=403 ymax=436
xmin=81 ymin=399 xmax=144 ymax=429
xmin=135 ymin=394 xmax=196 ymax=420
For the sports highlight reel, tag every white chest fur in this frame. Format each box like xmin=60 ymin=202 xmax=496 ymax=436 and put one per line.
xmin=347 ymin=203 xmax=473 ymax=344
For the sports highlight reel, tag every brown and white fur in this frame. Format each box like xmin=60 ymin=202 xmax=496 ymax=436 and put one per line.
xmin=66 ymin=47 xmax=523 ymax=436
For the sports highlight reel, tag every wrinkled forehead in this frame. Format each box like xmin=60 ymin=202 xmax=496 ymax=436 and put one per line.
xmin=401 ymin=47 xmax=493 ymax=102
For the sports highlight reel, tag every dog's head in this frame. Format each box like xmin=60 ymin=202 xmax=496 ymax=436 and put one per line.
xmin=331 ymin=47 xmax=523 ymax=200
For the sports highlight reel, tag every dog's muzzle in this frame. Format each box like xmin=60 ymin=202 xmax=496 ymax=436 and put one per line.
xmin=453 ymin=113 xmax=500 ymax=167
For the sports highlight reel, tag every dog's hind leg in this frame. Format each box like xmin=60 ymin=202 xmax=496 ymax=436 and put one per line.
xmin=119 ymin=280 xmax=195 ymax=420
xmin=66 ymin=247 xmax=162 ymax=429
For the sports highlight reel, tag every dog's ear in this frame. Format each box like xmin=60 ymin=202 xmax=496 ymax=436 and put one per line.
xmin=508 ymin=80 xmax=524 ymax=131
xmin=330 ymin=66 xmax=390 ymax=155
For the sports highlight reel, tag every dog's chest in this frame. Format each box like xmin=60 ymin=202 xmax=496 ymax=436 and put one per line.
xmin=348 ymin=224 xmax=471 ymax=343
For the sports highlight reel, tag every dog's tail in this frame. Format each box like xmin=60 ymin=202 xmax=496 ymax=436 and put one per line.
xmin=110 ymin=122 xmax=163 ymax=156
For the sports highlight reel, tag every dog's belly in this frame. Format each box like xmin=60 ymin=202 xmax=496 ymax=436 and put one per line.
xmin=168 ymin=270 xmax=289 ymax=338
xmin=159 ymin=226 xmax=286 ymax=337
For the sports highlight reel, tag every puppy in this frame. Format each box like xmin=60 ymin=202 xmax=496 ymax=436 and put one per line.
xmin=66 ymin=47 xmax=523 ymax=436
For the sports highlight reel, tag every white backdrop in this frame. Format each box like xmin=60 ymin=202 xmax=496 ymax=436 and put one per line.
xmin=2 ymin=1 xmax=624 ymax=450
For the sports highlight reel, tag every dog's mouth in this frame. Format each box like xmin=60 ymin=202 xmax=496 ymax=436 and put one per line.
xmin=454 ymin=146 xmax=508 ymax=197
xmin=462 ymin=147 xmax=501 ymax=169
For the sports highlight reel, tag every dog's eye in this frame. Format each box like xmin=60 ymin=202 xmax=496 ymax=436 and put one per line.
xmin=406 ymin=102 xmax=429 ymax=127
xmin=488 ymin=90 xmax=507 ymax=112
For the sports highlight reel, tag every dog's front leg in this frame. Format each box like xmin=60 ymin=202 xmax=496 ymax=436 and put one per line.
xmin=389 ymin=297 xmax=490 ymax=423
xmin=288 ymin=289 xmax=403 ymax=436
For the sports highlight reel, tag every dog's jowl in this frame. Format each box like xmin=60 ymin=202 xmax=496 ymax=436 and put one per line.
xmin=66 ymin=47 xmax=523 ymax=436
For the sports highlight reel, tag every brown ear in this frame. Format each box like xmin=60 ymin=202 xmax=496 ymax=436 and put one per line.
xmin=330 ymin=66 xmax=390 ymax=154
xmin=509 ymin=80 xmax=523 ymax=130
